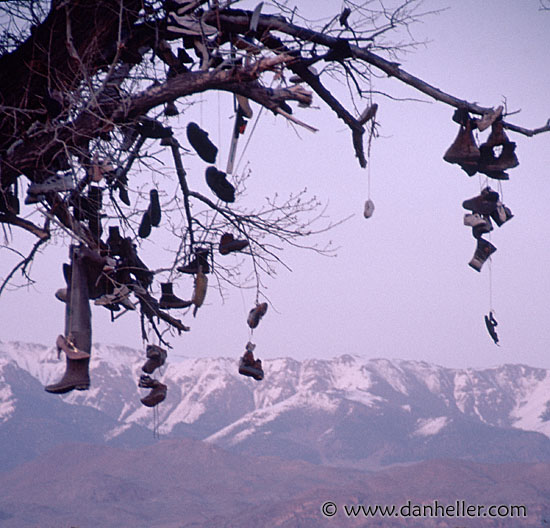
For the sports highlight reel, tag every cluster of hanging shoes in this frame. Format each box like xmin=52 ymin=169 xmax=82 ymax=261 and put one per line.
xmin=443 ymin=107 xmax=517 ymax=345
xmin=443 ymin=108 xmax=518 ymax=272
xmin=138 ymin=345 xmax=168 ymax=407
xmin=238 ymin=302 xmax=268 ymax=381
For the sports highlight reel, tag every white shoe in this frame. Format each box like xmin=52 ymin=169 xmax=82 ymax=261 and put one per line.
xmin=463 ymin=213 xmax=486 ymax=227
xmin=363 ymin=199 xmax=375 ymax=219
xmin=27 ymin=172 xmax=74 ymax=195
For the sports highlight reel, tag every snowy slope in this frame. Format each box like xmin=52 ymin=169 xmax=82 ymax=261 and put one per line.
xmin=2 ymin=341 xmax=550 ymax=468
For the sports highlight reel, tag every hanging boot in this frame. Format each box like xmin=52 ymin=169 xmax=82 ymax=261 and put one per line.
xmin=140 ymin=379 xmax=167 ymax=407
xmin=363 ymin=199 xmax=375 ymax=219
xmin=159 ymin=282 xmax=192 ymax=309
xmin=462 ymin=187 xmax=500 ymax=215
xmin=107 ymin=226 xmax=123 ymax=256
xmin=490 ymin=202 xmax=514 ymax=227
xmin=138 ymin=209 xmax=152 ymax=239
xmin=142 ymin=345 xmax=167 ymax=374
xmin=238 ymin=342 xmax=264 ymax=381
xmin=177 ymin=248 xmax=210 ymax=274
xmin=469 ymin=238 xmax=497 ymax=272
xmin=485 ymin=119 xmax=509 ymax=148
xmin=219 ymin=233 xmax=249 ymax=255
xmin=247 ymin=302 xmax=268 ymax=329
xmin=186 ymin=122 xmax=218 ymax=163
xmin=443 ymin=119 xmax=480 ymax=166
xmin=164 ymin=101 xmax=179 ymax=117
xmin=45 ymin=357 xmax=90 ymax=393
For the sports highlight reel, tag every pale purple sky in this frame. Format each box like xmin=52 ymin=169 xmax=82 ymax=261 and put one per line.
xmin=1 ymin=0 xmax=549 ymax=369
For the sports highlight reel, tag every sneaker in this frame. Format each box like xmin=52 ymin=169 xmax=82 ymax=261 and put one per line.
xmin=462 ymin=187 xmax=500 ymax=215
xmin=187 ymin=123 xmax=218 ymax=163
xmin=142 ymin=345 xmax=167 ymax=374
xmin=363 ymin=199 xmax=375 ymax=219
xmin=94 ymin=285 xmax=136 ymax=310
xmin=247 ymin=302 xmax=268 ymax=329
xmin=205 ymin=167 xmax=235 ymax=203
xmin=472 ymin=215 xmax=493 ymax=240
xmin=27 ymin=172 xmax=74 ymax=195
xmin=219 ymin=233 xmax=249 ymax=255
xmin=469 ymin=238 xmax=497 ymax=272
xmin=166 ymin=13 xmax=217 ymax=37
xmin=463 ymin=213 xmax=487 ymax=228
xmin=140 ymin=380 xmax=167 ymax=407
xmin=159 ymin=282 xmax=192 ymax=309
xmin=490 ymin=202 xmax=513 ymax=227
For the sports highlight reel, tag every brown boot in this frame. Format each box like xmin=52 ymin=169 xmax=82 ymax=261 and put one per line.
xmin=45 ymin=357 xmax=90 ymax=394
xmin=443 ymin=119 xmax=480 ymax=165
xmin=140 ymin=380 xmax=167 ymax=407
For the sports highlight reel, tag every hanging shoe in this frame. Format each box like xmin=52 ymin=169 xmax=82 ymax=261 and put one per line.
xmin=363 ymin=199 xmax=375 ymax=219
xmin=496 ymin=141 xmax=519 ymax=170
xmin=485 ymin=119 xmax=509 ymax=147
xmin=177 ymin=248 xmax=210 ymax=274
xmin=238 ymin=342 xmax=264 ymax=381
xmin=164 ymin=101 xmax=179 ymax=117
xmin=468 ymin=238 xmax=497 ymax=272
xmin=484 ymin=311 xmax=499 ymax=345
xmin=27 ymin=172 xmax=74 ymax=195
xmin=462 ymin=187 xmax=500 ymax=215
xmin=137 ymin=117 xmax=173 ymax=139
xmin=490 ymin=202 xmax=514 ymax=227
xmin=205 ymin=167 xmax=235 ymax=203
xmin=94 ymin=285 xmax=136 ymax=310
xmin=247 ymin=302 xmax=268 ymax=329
xmin=159 ymin=282 xmax=192 ymax=309
xmin=107 ymin=226 xmax=123 ymax=256
xmin=219 ymin=233 xmax=249 ymax=255
xmin=45 ymin=357 xmax=90 ymax=394
xmin=474 ymin=106 xmax=503 ymax=132
xmin=463 ymin=213 xmax=487 ymax=228
xmin=192 ymin=267 xmax=208 ymax=317
xmin=55 ymin=288 xmax=68 ymax=302
xmin=138 ymin=210 xmax=152 ymax=239
xmin=56 ymin=334 xmax=91 ymax=360
xmin=149 ymin=189 xmax=161 ymax=227
xmin=186 ymin=122 xmax=218 ymax=163
xmin=140 ymin=380 xmax=167 ymax=407
xmin=166 ymin=13 xmax=217 ymax=37
xmin=0 ymin=189 xmax=20 ymax=215
xmin=142 ymin=345 xmax=168 ymax=374
xmin=443 ymin=119 xmax=480 ymax=166
xmin=471 ymin=215 xmax=493 ymax=240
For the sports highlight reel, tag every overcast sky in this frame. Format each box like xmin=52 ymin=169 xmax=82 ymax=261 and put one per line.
xmin=1 ymin=0 xmax=549 ymax=370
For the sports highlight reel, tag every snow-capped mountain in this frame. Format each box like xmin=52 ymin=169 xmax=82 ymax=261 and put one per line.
xmin=2 ymin=341 xmax=550 ymax=470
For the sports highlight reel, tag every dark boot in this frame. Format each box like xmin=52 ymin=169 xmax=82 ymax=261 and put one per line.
xmin=219 ymin=233 xmax=249 ymax=255
xmin=490 ymin=202 xmax=514 ymax=227
xmin=45 ymin=358 xmax=90 ymax=393
xmin=140 ymin=380 xmax=167 ymax=407
xmin=177 ymin=248 xmax=210 ymax=274
xmin=247 ymin=302 xmax=268 ymax=329
xmin=462 ymin=187 xmax=500 ymax=215
xmin=443 ymin=119 xmax=480 ymax=165
xmin=159 ymin=282 xmax=192 ymax=309
xmin=138 ymin=210 xmax=152 ymax=239
xmin=107 ymin=226 xmax=123 ymax=256
xmin=142 ymin=345 xmax=167 ymax=374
